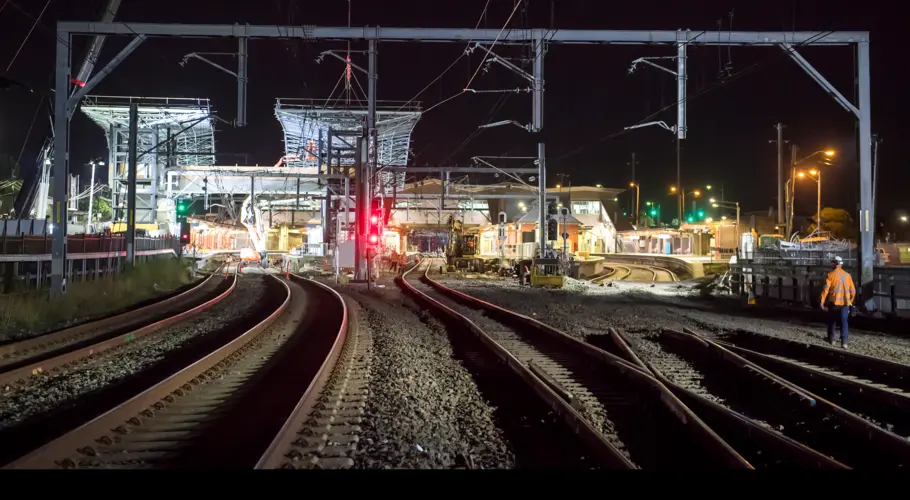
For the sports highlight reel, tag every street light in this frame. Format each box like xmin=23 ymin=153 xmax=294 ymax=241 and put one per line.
xmin=796 ymin=168 xmax=823 ymax=233
xmin=901 ymin=215 xmax=908 ymax=223
xmin=629 ymin=181 xmax=640 ymax=226
xmin=712 ymin=199 xmax=741 ymax=233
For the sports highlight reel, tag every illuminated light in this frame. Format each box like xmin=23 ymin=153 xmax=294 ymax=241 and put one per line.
xmin=797 ymin=172 xmax=805 ymax=178
xmin=649 ymin=210 xmax=657 ymax=216
xmin=712 ymin=203 xmax=720 ymax=208
xmin=629 ymin=182 xmax=636 ymax=188
xmin=69 ymin=77 xmax=86 ymax=87
xmin=613 ymin=197 xmax=619 ymax=202
xmin=556 ymin=184 xmax=561 ymax=189
xmin=596 ymin=184 xmax=603 ymax=188
xmin=824 ymin=150 xmax=836 ymax=157
xmin=687 ymin=216 xmax=694 ymax=223
xmin=370 ymin=214 xmax=380 ymax=225
xmin=705 ymin=218 xmax=714 ymax=223
xmin=697 ymin=210 xmax=705 ymax=218
xmin=369 ymin=234 xmax=379 ymax=244
xmin=706 ymin=185 xmax=712 ymax=190
xmin=809 ymin=169 xmax=818 ymax=175
xmin=669 ymin=186 xmax=677 ymax=193
xmin=721 ymin=216 xmax=728 ymax=220
xmin=693 ymin=190 xmax=701 ymax=197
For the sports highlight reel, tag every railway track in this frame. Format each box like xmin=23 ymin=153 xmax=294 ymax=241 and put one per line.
xmin=0 ymin=273 xmax=227 ymax=379
xmin=711 ymin=329 xmax=910 ymax=438
xmin=589 ymin=262 xmax=678 ymax=284
xmin=4 ymin=275 xmax=349 ymax=469
xmin=401 ymin=259 xmax=750 ymax=469
xmin=613 ymin=327 xmax=910 ymax=468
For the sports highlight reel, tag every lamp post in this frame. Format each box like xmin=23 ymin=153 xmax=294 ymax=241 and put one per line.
xmin=711 ymin=198 xmax=740 ymax=234
xmin=630 ymin=181 xmax=640 ymax=226
xmin=86 ymin=160 xmax=105 ymax=234
xmin=797 ymin=169 xmax=823 ymax=232
xmin=787 ymin=148 xmax=835 ymax=237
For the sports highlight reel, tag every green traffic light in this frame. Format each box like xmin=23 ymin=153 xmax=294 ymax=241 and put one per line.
xmin=697 ymin=210 xmax=704 ymax=218
xmin=687 ymin=216 xmax=694 ymax=223
xmin=650 ymin=210 xmax=657 ymax=216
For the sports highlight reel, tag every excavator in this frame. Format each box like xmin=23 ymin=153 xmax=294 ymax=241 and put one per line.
xmin=239 ymin=195 xmax=265 ymax=265
xmin=445 ymin=215 xmax=482 ymax=272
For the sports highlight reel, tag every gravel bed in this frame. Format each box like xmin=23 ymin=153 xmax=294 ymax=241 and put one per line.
xmin=334 ymin=282 xmax=514 ymax=469
xmin=437 ymin=274 xmax=910 ymax=365
xmin=0 ymin=276 xmax=267 ymax=431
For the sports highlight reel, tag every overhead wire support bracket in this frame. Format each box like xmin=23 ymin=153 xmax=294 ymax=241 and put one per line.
xmin=464 ymin=87 xmax=532 ymax=94
xmin=466 ymin=42 xmax=534 ymax=83
xmin=623 ymin=120 xmax=677 ymax=134
xmin=179 ymin=44 xmax=248 ymax=126
xmin=628 ymin=56 xmax=679 ymax=76
xmin=315 ymin=50 xmax=368 ymax=74
xmin=478 ymin=119 xmax=532 ymax=131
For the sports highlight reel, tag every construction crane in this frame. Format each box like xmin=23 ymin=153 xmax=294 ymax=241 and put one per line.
xmin=11 ymin=0 xmax=123 ymax=220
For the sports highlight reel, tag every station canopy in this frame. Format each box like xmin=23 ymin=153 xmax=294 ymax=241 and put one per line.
xmin=274 ymin=98 xmax=421 ymax=169
xmin=80 ymin=95 xmax=217 ymax=167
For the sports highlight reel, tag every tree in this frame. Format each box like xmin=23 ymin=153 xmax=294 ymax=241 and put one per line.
xmin=810 ymin=207 xmax=855 ymax=240
xmin=77 ymin=196 xmax=113 ymax=222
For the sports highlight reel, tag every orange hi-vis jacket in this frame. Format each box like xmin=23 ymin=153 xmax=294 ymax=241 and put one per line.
xmin=820 ymin=268 xmax=856 ymax=307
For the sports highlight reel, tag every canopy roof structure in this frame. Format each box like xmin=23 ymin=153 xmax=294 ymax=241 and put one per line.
xmin=274 ymin=98 xmax=421 ymax=169
xmin=81 ymin=95 xmax=217 ymax=167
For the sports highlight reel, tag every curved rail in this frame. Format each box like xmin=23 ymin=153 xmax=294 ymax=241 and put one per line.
xmin=255 ymin=276 xmax=350 ymax=469
xmin=4 ymin=274 xmax=290 ymax=469
xmin=707 ymin=328 xmax=910 ymax=437
xmin=0 ymin=272 xmax=220 ymax=372
xmin=402 ymin=259 xmax=751 ymax=469
xmin=604 ymin=328 xmax=848 ymax=469
xmin=591 ymin=262 xmax=678 ymax=284
xmin=659 ymin=328 xmax=910 ymax=468
xmin=0 ymin=275 xmax=237 ymax=388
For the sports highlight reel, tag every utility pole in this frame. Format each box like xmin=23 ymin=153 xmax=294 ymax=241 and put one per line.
xmin=786 ymin=143 xmax=798 ymax=239
xmin=126 ymin=103 xmax=138 ymax=265
xmin=872 ymin=135 xmax=881 ymax=243
xmin=773 ymin=123 xmax=786 ymax=226
xmin=533 ymin=33 xmax=547 ymax=259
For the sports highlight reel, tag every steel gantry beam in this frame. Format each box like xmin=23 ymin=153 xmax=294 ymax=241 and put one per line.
xmin=50 ymin=21 xmax=873 ymax=305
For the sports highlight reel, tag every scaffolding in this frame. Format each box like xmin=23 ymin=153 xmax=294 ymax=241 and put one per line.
xmin=81 ymin=95 xmax=217 ymax=224
xmin=274 ymin=98 xmax=421 ymax=190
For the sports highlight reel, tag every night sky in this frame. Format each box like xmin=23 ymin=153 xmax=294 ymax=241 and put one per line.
xmin=0 ymin=0 xmax=903 ymax=226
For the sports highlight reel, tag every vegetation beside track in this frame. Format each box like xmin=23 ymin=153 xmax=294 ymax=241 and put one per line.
xmin=0 ymin=258 xmax=193 ymax=338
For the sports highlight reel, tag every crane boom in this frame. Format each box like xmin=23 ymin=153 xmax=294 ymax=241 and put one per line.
xmin=11 ymin=0 xmax=123 ymax=219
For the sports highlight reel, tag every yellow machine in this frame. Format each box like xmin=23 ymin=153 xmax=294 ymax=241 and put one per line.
xmin=529 ymin=258 xmax=565 ymax=288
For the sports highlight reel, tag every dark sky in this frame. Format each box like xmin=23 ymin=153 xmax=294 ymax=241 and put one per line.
xmin=0 ymin=0 xmax=903 ymax=224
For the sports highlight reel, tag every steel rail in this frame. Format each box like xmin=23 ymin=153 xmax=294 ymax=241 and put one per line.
xmin=3 ymin=274 xmax=290 ymax=469
xmin=0 ymin=274 xmax=237 ymax=388
xmin=664 ymin=328 xmax=910 ymax=467
xmin=605 ymin=328 xmax=848 ymax=469
xmin=0 ymin=272 xmax=218 ymax=369
xmin=404 ymin=259 xmax=751 ymax=469
xmin=255 ymin=275 xmax=349 ymax=469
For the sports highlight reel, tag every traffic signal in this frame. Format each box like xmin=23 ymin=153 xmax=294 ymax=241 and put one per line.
xmin=176 ymin=199 xmax=188 ymax=215
xmin=697 ymin=210 xmax=705 ymax=219
xmin=686 ymin=216 xmax=694 ymax=223
xmin=547 ymin=217 xmax=558 ymax=241
xmin=649 ymin=209 xmax=657 ymax=216
xmin=368 ymin=225 xmax=380 ymax=246
xmin=180 ymin=221 xmax=191 ymax=243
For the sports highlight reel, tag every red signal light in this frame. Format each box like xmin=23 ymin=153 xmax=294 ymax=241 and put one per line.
xmin=182 ymin=234 xmax=188 ymax=240
xmin=370 ymin=214 xmax=380 ymax=225
xmin=369 ymin=234 xmax=379 ymax=245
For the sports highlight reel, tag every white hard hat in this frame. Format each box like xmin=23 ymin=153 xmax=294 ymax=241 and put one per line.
xmin=832 ymin=255 xmax=843 ymax=265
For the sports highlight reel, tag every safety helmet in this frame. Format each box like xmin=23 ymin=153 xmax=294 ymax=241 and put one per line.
xmin=832 ymin=256 xmax=843 ymax=265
